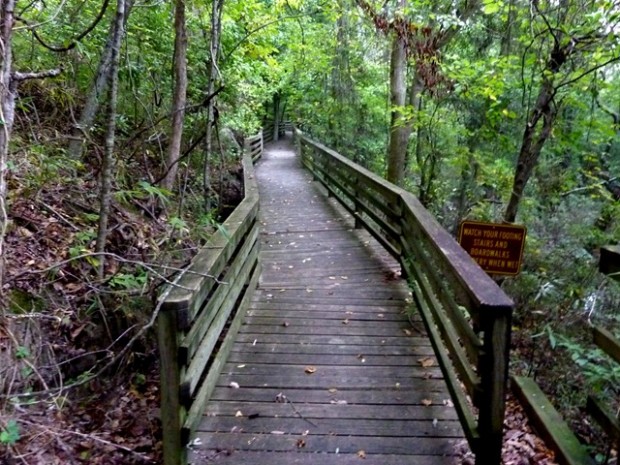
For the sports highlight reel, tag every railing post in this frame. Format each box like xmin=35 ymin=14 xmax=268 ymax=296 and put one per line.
xmin=158 ymin=304 xmax=185 ymax=465
xmin=476 ymin=308 xmax=512 ymax=465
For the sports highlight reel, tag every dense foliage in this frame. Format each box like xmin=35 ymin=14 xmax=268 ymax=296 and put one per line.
xmin=0 ymin=0 xmax=618 ymax=462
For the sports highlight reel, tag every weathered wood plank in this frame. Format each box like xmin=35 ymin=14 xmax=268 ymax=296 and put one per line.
xmin=188 ymin=431 xmax=461 ymax=456
xmin=215 ymin=373 xmax=449 ymax=391
xmin=512 ymin=376 xmax=596 ymax=465
xmin=202 ymin=402 xmax=459 ymax=421
xmin=197 ymin=416 xmax=464 ymax=437
xmin=182 ymin=260 xmax=261 ymax=441
xmin=592 ymin=325 xmax=620 ymax=364
xmin=209 ymin=386 xmax=452 ymax=405
xmin=187 ymin=450 xmax=460 ymax=465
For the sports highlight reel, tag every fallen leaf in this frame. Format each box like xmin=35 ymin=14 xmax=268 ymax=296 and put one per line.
xmin=229 ymin=382 xmax=240 ymax=389
xmin=328 ymin=388 xmax=338 ymax=393
xmin=237 ymin=364 xmax=246 ymax=368
xmin=304 ymin=366 xmax=317 ymax=374
xmin=422 ymin=399 xmax=433 ymax=406
xmin=296 ymin=439 xmax=306 ymax=448
xmin=357 ymin=450 xmax=366 ymax=459
xmin=235 ymin=411 xmax=243 ymax=417
xmin=403 ymin=329 xmax=412 ymax=336
xmin=418 ymin=357 xmax=435 ymax=367
xmin=282 ymin=321 xmax=289 ymax=327
xmin=377 ymin=313 xmax=385 ymax=318
xmin=342 ymin=319 xmax=349 ymax=325
xmin=330 ymin=400 xmax=347 ymax=405
xmin=271 ymin=431 xmax=285 ymax=435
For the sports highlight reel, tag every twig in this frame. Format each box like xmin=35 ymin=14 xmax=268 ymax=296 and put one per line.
xmin=283 ymin=396 xmax=318 ymax=427
xmin=10 ymin=251 xmax=226 ymax=286
xmin=17 ymin=418 xmax=154 ymax=463
xmin=0 ymin=266 xmax=185 ymax=399
xmin=34 ymin=199 xmax=80 ymax=231
xmin=560 ymin=177 xmax=618 ymax=197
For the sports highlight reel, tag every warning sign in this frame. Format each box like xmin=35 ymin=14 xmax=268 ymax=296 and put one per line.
xmin=458 ymin=221 xmax=527 ymax=276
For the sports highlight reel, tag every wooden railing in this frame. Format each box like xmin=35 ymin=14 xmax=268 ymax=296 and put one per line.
xmin=295 ymin=129 xmax=514 ymax=465
xmin=262 ymin=120 xmax=290 ymax=143
xmin=244 ymin=131 xmax=263 ymax=162
xmin=157 ymin=132 xmax=262 ymax=465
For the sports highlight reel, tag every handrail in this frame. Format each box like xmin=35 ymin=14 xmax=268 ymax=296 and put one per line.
xmin=263 ymin=120 xmax=290 ymax=143
xmin=157 ymin=131 xmax=263 ymax=465
xmin=295 ymin=128 xmax=514 ymax=465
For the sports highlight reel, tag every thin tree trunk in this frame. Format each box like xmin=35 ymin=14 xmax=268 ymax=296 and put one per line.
xmin=504 ymin=79 xmax=557 ymax=223
xmin=0 ymin=0 xmax=16 ymax=292
xmin=163 ymin=0 xmax=188 ymax=191
xmin=203 ymin=0 xmax=224 ymax=210
xmin=95 ymin=0 xmax=126 ymax=277
xmin=386 ymin=14 xmax=408 ymax=186
xmin=68 ymin=0 xmax=133 ymax=160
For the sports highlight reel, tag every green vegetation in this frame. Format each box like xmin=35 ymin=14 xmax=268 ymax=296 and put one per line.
xmin=0 ymin=0 xmax=618 ymax=462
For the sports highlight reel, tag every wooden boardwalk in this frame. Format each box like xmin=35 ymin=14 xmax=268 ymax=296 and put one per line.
xmin=187 ymin=137 xmax=466 ymax=464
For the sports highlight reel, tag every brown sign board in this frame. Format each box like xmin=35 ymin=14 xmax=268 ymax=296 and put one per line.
xmin=458 ymin=221 xmax=527 ymax=276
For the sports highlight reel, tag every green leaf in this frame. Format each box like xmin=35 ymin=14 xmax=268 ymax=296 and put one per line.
xmin=0 ymin=420 xmax=20 ymax=446
xmin=482 ymin=0 xmax=501 ymax=14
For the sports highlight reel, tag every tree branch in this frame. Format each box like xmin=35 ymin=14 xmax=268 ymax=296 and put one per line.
xmin=11 ymin=68 xmax=62 ymax=83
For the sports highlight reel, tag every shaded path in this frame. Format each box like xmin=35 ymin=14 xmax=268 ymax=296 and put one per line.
xmin=188 ymin=136 xmax=465 ymax=464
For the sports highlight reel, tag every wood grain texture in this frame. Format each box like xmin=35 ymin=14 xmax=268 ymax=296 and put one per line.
xmin=187 ymin=136 xmax=467 ymax=464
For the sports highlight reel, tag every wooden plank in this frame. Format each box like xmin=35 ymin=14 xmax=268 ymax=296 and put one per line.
xmin=181 ymin=241 xmax=259 ymax=402
xmin=403 ymin=257 xmax=480 ymax=398
xmin=188 ymin=431 xmax=460 ymax=456
xmin=219 ymin=364 xmax=443 ymax=379
xmin=209 ymin=385 xmax=450 ymax=404
xmin=229 ymin=344 xmax=433 ymax=357
xmin=157 ymin=305 xmax=184 ymax=465
xmin=198 ymin=416 xmax=463 ymax=437
xmin=586 ymin=395 xmax=620 ymax=441
xmin=182 ymin=260 xmax=261 ymax=441
xmin=243 ymin=311 xmax=409 ymax=322
xmin=202 ymin=402 xmax=459 ymax=421
xmin=599 ymin=245 xmax=620 ymax=280
xmin=409 ymin=277 xmax=480 ymax=449
xmin=215 ymin=373 xmax=448 ymax=391
xmin=180 ymin=223 xmax=260 ymax=365
xmin=592 ymin=325 xmax=620 ymax=364
xmin=172 ymin=194 xmax=259 ymax=329
xmin=401 ymin=233 xmax=482 ymax=362
xmin=511 ymin=376 xmax=596 ymax=465
xmin=187 ymin=450 xmax=460 ymax=465
xmin=235 ymin=333 xmax=430 ymax=346
xmin=238 ymin=324 xmax=416 ymax=337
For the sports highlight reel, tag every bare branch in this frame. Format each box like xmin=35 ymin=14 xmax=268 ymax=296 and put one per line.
xmin=11 ymin=68 xmax=62 ymax=82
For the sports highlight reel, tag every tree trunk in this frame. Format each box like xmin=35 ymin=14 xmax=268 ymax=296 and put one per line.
xmin=272 ymin=92 xmax=281 ymax=142
xmin=162 ymin=0 xmax=188 ymax=191
xmin=503 ymin=78 xmax=557 ymax=223
xmin=95 ymin=0 xmax=126 ymax=277
xmin=68 ymin=0 xmax=133 ymax=160
xmin=386 ymin=14 xmax=408 ymax=186
xmin=203 ymin=0 xmax=224 ymax=211
xmin=0 ymin=0 xmax=16 ymax=292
